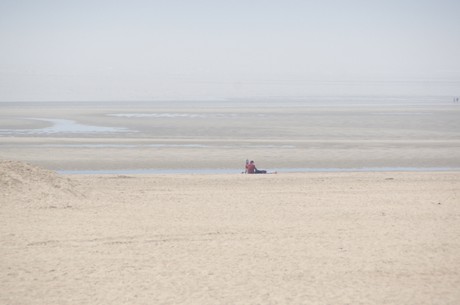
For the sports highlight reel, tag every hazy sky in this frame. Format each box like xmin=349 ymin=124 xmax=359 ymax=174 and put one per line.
xmin=1 ymin=0 xmax=459 ymax=101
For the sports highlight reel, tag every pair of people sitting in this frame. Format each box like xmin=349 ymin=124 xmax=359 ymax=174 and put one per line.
xmin=245 ymin=160 xmax=267 ymax=174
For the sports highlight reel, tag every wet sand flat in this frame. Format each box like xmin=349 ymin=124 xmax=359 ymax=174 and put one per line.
xmin=1 ymin=99 xmax=460 ymax=171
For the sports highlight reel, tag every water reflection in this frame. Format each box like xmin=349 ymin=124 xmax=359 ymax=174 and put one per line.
xmin=0 ymin=118 xmax=133 ymax=135
xmin=59 ymin=167 xmax=460 ymax=175
xmin=1 ymin=143 xmax=295 ymax=149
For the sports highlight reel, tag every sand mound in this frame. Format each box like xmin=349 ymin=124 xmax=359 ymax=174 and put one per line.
xmin=0 ymin=160 xmax=83 ymax=208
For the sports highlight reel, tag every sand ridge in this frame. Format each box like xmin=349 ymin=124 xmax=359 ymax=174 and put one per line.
xmin=0 ymin=160 xmax=84 ymax=208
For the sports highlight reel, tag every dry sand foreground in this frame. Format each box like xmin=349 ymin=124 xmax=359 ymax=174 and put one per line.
xmin=1 ymin=161 xmax=460 ymax=304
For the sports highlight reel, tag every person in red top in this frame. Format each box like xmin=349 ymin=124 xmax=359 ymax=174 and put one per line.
xmin=245 ymin=160 xmax=266 ymax=174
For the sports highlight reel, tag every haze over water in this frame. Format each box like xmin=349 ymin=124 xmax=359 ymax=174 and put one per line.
xmin=1 ymin=0 xmax=459 ymax=101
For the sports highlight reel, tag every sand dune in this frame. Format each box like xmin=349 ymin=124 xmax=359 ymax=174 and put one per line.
xmin=0 ymin=160 xmax=84 ymax=209
xmin=1 ymin=161 xmax=459 ymax=304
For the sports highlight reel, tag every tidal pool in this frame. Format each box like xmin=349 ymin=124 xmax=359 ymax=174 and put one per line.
xmin=0 ymin=118 xmax=133 ymax=135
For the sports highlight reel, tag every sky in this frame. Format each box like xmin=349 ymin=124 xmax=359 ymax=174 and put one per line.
xmin=0 ymin=0 xmax=459 ymax=101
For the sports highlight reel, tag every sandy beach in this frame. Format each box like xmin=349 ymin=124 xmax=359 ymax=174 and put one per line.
xmin=1 ymin=98 xmax=460 ymax=304
xmin=2 ymin=0 xmax=460 ymax=303
xmin=1 ymin=160 xmax=459 ymax=304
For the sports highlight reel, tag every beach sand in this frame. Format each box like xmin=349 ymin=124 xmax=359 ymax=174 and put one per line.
xmin=1 ymin=161 xmax=459 ymax=304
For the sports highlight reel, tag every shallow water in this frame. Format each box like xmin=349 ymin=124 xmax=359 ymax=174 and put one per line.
xmin=58 ymin=167 xmax=460 ymax=175
xmin=0 ymin=118 xmax=132 ymax=135
xmin=1 ymin=143 xmax=295 ymax=149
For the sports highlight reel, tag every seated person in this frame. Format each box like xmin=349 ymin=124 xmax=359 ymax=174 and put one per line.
xmin=246 ymin=160 xmax=267 ymax=174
